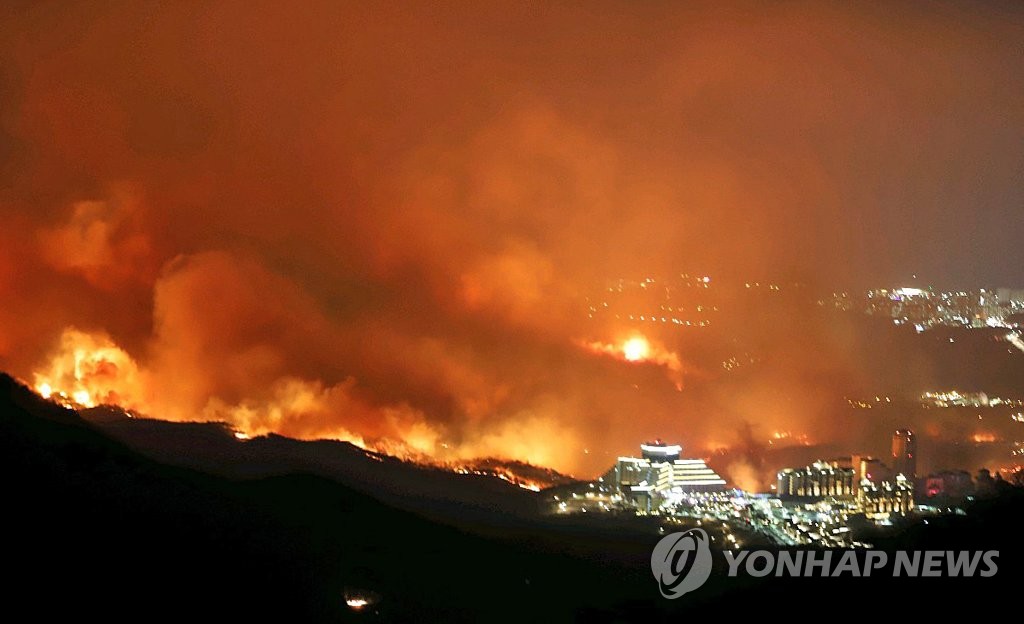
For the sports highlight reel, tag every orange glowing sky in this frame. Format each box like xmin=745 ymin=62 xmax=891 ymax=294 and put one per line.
xmin=0 ymin=2 xmax=1022 ymax=477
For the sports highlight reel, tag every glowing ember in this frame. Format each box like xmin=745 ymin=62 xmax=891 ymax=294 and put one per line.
xmin=343 ymin=588 xmax=379 ymax=611
xmin=345 ymin=598 xmax=368 ymax=610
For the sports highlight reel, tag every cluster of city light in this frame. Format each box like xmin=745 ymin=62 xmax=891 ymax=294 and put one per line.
xmin=545 ymin=428 xmax=1006 ymax=549
xmin=663 ymin=489 xmax=865 ymax=548
xmin=587 ymin=275 xmax=717 ymax=325
xmin=842 ymin=287 xmax=1024 ymax=331
xmin=721 ymin=353 xmax=757 ymax=371
xmin=769 ymin=500 xmax=863 ymax=547
xmin=612 ymin=315 xmax=711 ymax=327
xmin=546 ymin=464 xmax=983 ymax=550
xmin=922 ymin=390 xmax=1023 ymax=408
xmin=846 ymin=396 xmax=893 ymax=409
xmin=590 ymin=280 xmax=1023 ymax=335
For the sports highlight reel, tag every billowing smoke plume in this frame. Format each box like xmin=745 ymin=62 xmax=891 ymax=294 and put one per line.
xmin=1 ymin=3 xmax=1022 ymax=476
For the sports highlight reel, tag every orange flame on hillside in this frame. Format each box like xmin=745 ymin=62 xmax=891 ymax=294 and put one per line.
xmin=29 ymin=326 xmax=575 ymax=487
xmin=32 ymin=328 xmax=148 ymax=410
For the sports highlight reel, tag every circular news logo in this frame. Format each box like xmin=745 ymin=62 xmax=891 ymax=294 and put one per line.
xmin=650 ymin=528 xmax=713 ymax=598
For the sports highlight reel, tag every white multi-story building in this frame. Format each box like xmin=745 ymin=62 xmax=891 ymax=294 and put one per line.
xmin=606 ymin=441 xmax=727 ymax=510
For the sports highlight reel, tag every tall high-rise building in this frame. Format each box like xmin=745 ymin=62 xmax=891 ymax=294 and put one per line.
xmin=892 ymin=429 xmax=916 ymax=478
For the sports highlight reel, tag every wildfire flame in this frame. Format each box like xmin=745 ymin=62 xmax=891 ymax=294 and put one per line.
xmin=32 ymin=328 xmax=146 ymax=410
xmin=448 ymin=464 xmax=547 ymax=491
xmin=767 ymin=430 xmax=811 ymax=446
xmin=622 ymin=337 xmax=650 ymax=362
xmin=29 ymin=326 xmax=573 ymax=487
xmin=577 ymin=334 xmax=686 ymax=389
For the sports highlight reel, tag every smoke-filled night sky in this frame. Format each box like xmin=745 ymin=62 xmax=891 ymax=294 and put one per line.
xmin=1 ymin=2 xmax=1021 ymax=477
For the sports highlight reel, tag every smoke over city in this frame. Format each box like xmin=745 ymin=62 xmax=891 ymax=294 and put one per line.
xmin=1 ymin=2 xmax=1022 ymax=477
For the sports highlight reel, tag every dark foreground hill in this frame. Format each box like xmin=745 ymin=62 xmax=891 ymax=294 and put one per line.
xmin=86 ymin=409 xmax=544 ymax=525
xmin=3 ymin=373 xmax=1023 ymax=621
xmin=0 ymin=373 xmax=683 ymax=622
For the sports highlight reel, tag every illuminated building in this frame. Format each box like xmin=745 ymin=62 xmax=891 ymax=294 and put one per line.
xmin=615 ymin=456 xmax=673 ymax=492
xmin=776 ymin=461 xmax=856 ymax=500
xmin=640 ymin=442 xmax=681 ymax=462
xmin=859 ymin=474 xmax=914 ymax=516
xmin=608 ymin=441 xmax=726 ymax=509
xmin=892 ymin=429 xmax=916 ymax=479
xmin=670 ymin=459 xmax=727 ymax=490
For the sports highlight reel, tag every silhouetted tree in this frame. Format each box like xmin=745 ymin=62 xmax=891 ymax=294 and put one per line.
xmin=976 ymin=468 xmax=996 ymax=497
